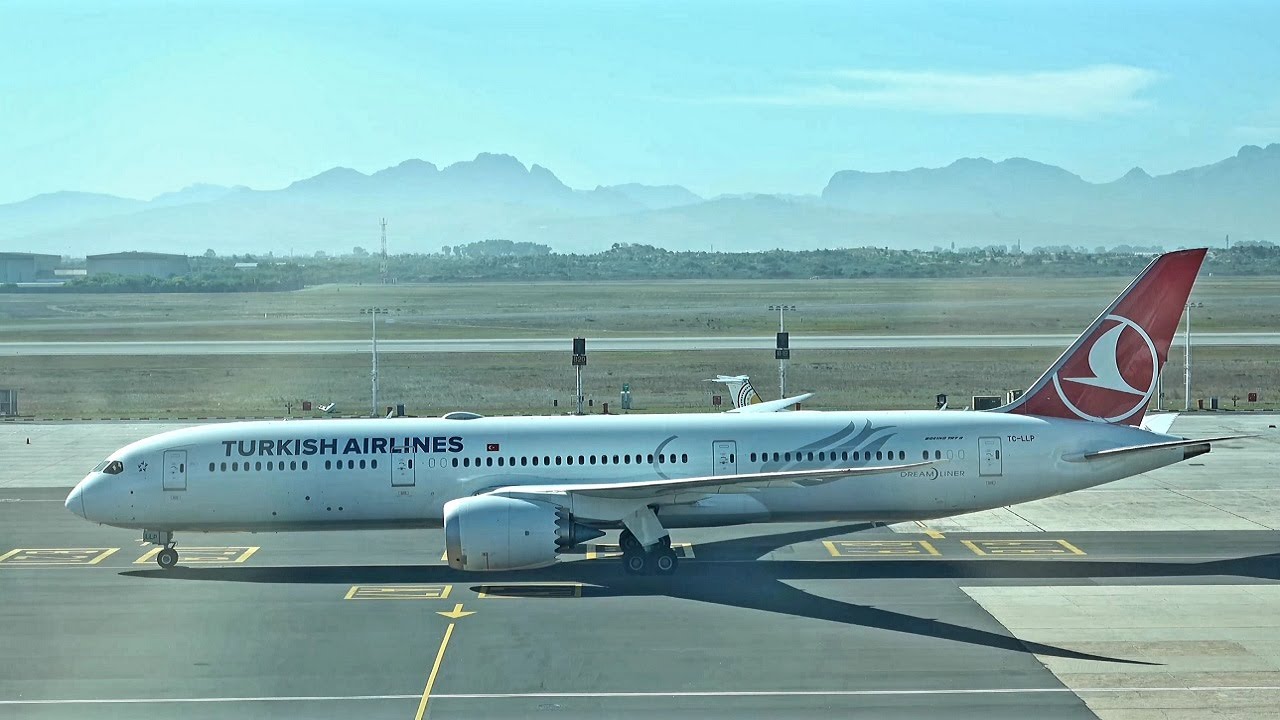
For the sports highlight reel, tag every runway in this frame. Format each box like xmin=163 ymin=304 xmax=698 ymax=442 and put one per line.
xmin=5 ymin=486 xmax=1280 ymax=719
xmin=2 ymin=331 xmax=1279 ymax=356
xmin=4 ymin=415 xmax=1278 ymax=718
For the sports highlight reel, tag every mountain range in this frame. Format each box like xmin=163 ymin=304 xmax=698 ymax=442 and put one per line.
xmin=3 ymin=145 xmax=1277 ymax=258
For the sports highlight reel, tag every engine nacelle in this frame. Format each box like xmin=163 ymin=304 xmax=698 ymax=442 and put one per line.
xmin=444 ymin=495 xmax=600 ymax=571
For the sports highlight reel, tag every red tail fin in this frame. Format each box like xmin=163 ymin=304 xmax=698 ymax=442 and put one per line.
xmin=1000 ymin=248 xmax=1207 ymax=426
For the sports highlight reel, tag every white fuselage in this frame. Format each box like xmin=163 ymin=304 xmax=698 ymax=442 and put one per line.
xmin=68 ymin=410 xmax=1181 ymax=533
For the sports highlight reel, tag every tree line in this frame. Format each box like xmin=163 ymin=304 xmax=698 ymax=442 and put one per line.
xmin=5 ymin=242 xmax=1277 ymax=293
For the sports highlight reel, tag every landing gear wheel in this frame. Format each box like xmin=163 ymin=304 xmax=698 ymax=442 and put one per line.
xmin=622 ymin=549 xmax=648 ymax=575
xmin=618 ymin=529 xmax=641 ymax=554
xmin=156 ymin=547 xmax=179 ymax=570
xmin=653 ymin=547 xmax=679 ymax=575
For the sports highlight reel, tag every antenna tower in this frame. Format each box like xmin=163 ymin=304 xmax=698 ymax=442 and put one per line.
xmin=379 ymin=218 xmax=389 ymax=284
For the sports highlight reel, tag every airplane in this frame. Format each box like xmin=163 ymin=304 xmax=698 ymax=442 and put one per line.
xmin=66 ymin=248 xmax=1239 ymax=576
xmin=706 ymin=374 xmax=813 ymax=412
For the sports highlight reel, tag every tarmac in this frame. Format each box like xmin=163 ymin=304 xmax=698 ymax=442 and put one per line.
xmin=2 ymin=413 xmax=1278 ymax=719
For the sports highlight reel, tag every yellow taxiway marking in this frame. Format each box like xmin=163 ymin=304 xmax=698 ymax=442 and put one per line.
xmin=134 ymin=546 xmax=259 ymax=565
xmin=436 ymin=603 xmax=476 ymax=619
xmin=476 ymin=583 xmax=583 ymax=599
xmin=914 ymin=522 xmax=946 ymax=539
xmin=345 ymin=584 xmax=453 ymax=601
xmin=585 ymin=542 xmax=695 ymax=560
xmin=0 ymin=548 xmax=119 ymax=565
xmin=823 ymin=540 xmax=941 ymax=557
xmin=961 ymin=539 xmax=1086 ymax=556
xmin=414 ymin=623 xmax=457 ymax=720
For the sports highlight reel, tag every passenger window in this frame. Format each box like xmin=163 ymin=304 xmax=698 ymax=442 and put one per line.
xmin=325 ymin=460 xmax=331 ymax=470
xmin=784 ymin=452 xmax=791 ymax=461
xmin=841 ymin=451 xmax=848 ymax=461
xmin=301 ymin=461 xmax=308 ymax=470
xmin=486 ymin=457 xmax=493 ymax=467
xmin=922 ymin=451 xmax=929 ymax=460
xmin=521 ymin=457 xmax=528 ymax=466
xmin=772 ymin=452 xmax=780 ymax=462
xmin=876 ymin=451 xmax=883 ymax=460
xmin=255 ymin=462 xmax=262 ymax=471
xmin=372 ymin=459 xmax=378 ymax=469
xmin=578 ymin=455 xmax=585 ymax=465
xmin=220 ymin=462 xmax=227 ymax=472
xmin=232 ymin=462 xmax=239 ymax=471
xmin=647 ymin=454 xmax=654 ymax=463
xmin=935 ymin=450 xmax=942 ymax=460
xmin=612 ymin=455 xmax=619 ymax=464
xmin=589 ymin=455 xmax=597 ymax=465
xmin=209 ymin=462 xmax=215 ymax=472
xmin=531 ymin=456 xmax=539 ymax=466
xmin=807 ymin=452 xmax=814 ymax=461
xmin=463 ymin=458 xmax=471 ymax=467
xmin=497 ymin=457 xmax=504 ymax=467
xmin=291 ymin=461 xmax=297 ymax=470
xmin=567 ymin=455 xmax=574 ymax=465
xmin=359 ymin=459 xmax=366 ymax=469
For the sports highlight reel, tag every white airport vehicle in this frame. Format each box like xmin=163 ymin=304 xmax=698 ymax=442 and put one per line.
xmin=706 ymin=374 xmax=813 ymax=412
xmin=67 ymin=249 xmax=1236 ymax=575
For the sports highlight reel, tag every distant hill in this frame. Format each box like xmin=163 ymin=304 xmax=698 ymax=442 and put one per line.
xmin=2 ymin=145 xmax=1276 ymax=257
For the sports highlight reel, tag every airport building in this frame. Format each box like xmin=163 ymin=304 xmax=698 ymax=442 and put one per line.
xmin=0 ymin=252 xmax=60 ymax=283
xmin=86 ymin=251 xmax=190 ymax=278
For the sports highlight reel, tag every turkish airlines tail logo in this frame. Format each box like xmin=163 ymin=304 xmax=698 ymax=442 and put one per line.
xmin=1063 ymin=323 xmax=1147 ymax=395
xmin=1000 ymin=249 xmax=1207 ymax=426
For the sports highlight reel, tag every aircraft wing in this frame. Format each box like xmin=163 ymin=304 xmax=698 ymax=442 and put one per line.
xmin=488 ymin=460 xmax=937 ymax=502
xmin=727 ymin=393 xmax=814 ymax=413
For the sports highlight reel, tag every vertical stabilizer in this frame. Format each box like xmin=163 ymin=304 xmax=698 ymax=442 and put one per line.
xmin=707 ymin=375 xmax=763 ymax=409
xmin=999 ymin=248 xmax=1207 ymax=426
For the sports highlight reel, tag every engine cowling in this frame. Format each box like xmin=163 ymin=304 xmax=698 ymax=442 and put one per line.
xmin=444 ymin=496 xmax=602 ymax=571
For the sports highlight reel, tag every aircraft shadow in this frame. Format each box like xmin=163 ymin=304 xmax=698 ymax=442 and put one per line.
xmin=123 ymin=523 xmax=1280 ymax=665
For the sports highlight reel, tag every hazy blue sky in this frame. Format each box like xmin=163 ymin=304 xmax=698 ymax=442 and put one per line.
xmin=2 ymin=0 xmax=1278 ymax=204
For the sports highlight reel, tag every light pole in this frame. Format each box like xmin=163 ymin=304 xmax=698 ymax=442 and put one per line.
xmin=361 ymin=308 xmax=388 ymax=417
xmin=1183 ymin=301 xmax=1203 ymax=411
xmin=767 ymin=305 xmax=797 ymax=398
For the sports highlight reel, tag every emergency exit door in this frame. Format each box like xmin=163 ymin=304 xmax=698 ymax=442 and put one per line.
xmin=713 ymin=441 xmax=737 ymax=475
xmin=392 ymin=456 xmax=416 ymax=487
xmin=163 ymin=450 xmax=187 ymax=491
xmin=978 ymin=437 xmax=1002 ymax=477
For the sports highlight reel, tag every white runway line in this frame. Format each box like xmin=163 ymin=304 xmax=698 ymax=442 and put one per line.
xmin=6 ymin=685 xmax=1280 ymax=705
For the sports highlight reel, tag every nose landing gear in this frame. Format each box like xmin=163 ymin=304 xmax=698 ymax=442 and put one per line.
xmin=143 ymin=529 xmax=180 ymax=570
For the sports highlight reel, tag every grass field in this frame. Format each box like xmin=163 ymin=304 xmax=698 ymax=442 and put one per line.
xmin=1 ymin=275 xmax=1277 ymax=341
xmin=2 ymin=276 xmax=1275 ymax=418
xmin=2 ymin=347 xmax=1275 ymax=419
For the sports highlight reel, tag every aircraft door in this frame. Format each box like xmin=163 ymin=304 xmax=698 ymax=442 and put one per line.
xmin=713 ymin=441 xmax=737 ymax=476
xmin=978 ymin=437 xmax=1002 ymax=477
xmin=392 ymin=456 xmax=416 ymax=487
xmin=163 ymin=450 xmax=187 ymax=491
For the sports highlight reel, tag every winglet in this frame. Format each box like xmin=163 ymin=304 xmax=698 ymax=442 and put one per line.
xmin=999 ymin=249 xmax=1207 ymax=426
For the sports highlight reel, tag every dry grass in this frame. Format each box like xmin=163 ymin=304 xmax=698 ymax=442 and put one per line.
xmin=1 ymin=275 xmax=1276 ymax=341
xmin=4 ymin=347 xmax=1275 ymax=419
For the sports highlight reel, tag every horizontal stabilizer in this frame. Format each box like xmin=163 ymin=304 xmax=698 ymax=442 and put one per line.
xmin=728 ymin=393 xmax=814 ymax=413
xmin=1140 ymin=413 xmax=1180 ymax=434
xmin=1070 ymin=434 xmax=1251 ymax=462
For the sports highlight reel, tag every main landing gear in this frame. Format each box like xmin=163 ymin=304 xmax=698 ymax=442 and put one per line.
xmin=144 ymin=530 xmax=179 ymax=570
xmin=618 ymin=528 xmax=678 ymax=576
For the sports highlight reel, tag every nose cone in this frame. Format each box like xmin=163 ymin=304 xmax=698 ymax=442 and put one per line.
xmin=65 ymin=482 xmax=87 ymax=519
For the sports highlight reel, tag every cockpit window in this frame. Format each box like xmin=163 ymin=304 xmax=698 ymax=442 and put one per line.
xmin=101 ymin=460 xmax=124 ymax=475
